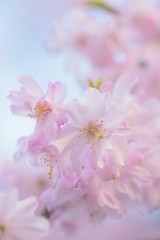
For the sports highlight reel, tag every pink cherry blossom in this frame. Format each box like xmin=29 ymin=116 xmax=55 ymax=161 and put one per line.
xmin=0 ymin=161 xmax=52 ymax=199
xmin=0 ymin=190 xmax=49 ymax=240
xmin=4 ymin=0 xmax=160 ymax=238
xmin=47 ymin=8 xmax=131 ymax=71
xmin=14 ymin=131 xmax=60 ymax=179
xmin=55 ymin=87 xmax=131 ymax=176
xmin=8 ymin=76 xmax=67 ymax=140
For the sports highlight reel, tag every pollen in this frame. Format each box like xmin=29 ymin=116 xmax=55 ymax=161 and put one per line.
xmin=43 ymin=158 xmax=54 ymax=179
xmin=37 ymin=152 xmax=57 ymax=179
xmin=34 ymin=101 xmax=52 ymax=120
xmin=80 ymin=120 xmax=106 ymax=147
xmin=45 ymin=158 xmax=54 ymax=179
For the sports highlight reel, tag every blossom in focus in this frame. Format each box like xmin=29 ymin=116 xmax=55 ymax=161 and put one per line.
xmin=55 ymin=87 xmax=131 ymax=177
xmin=8 ymin=76 xmax=67 ymax=140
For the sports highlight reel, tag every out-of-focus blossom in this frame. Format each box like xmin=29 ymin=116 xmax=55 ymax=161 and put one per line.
xmin=46 ymin=0 xmax=160 ymax=101
xmin=0 ymin=161 xmax=52 ymax=199
xmin=47 ymin=8 xmax=131 ymax=71
xmin=0 ymin=190 xmax=49 ymax=240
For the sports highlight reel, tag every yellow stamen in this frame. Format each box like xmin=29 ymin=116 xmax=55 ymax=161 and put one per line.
xmin=34 ymin=101 xmax=51 ymax=120
xmin=43 ymin=158 xmax=54 ymax=179
xmin=48 ymin=161 xmax=54 ymax=179
xmin=37 ymin=152 xmax=57 ymax=180
xmin=80 ymin=120 xmax=106 ymax=147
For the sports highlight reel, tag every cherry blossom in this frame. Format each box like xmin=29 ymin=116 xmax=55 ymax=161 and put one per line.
xmin=0 ymin=190 xmax=49 ymax=240
xmin=55 ymin=87 xmax=131 ymax=177
xmin=8 ymin=76 xmax=67 ymax=140
xmin=4 ymin=0 xmax=160 ymax=239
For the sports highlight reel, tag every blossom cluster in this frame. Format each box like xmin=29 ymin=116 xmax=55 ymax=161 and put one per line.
xmin=3 ymin=73 xmax=160 ymax=239
xmin=1 ymin=0 xmax=160 ymax=240
xmin=47 ymin=0 xmax=160 ymax=99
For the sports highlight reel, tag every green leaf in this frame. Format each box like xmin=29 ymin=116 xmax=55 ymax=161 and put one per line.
xmin=86 ymin=1 xmax=118 ymax=14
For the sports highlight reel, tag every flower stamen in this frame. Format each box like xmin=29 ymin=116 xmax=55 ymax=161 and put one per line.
xmin=34 ymin=101 xmax=52 ymax=120
xmin=37 ymin=152 xmax=56 ymax=179
xmin=80 ymin=120 xmax=106 ymax=147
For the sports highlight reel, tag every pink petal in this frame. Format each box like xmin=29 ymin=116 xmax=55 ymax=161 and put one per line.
xmin=45 ymin=81 xmax=67 ymax=104
xmin=20 ymin=76 xmax=43 ymax=98
xmin=113 ymin=75 xmax=138 ymax=104
xmin=69 ymin=99 xmax=91 ymax=126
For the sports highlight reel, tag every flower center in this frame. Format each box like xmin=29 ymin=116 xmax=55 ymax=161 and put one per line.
xmin=34 ymin=101 xmax=52 ymax=120
xmin=80 ymin=120 xmax=106 ymax=147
